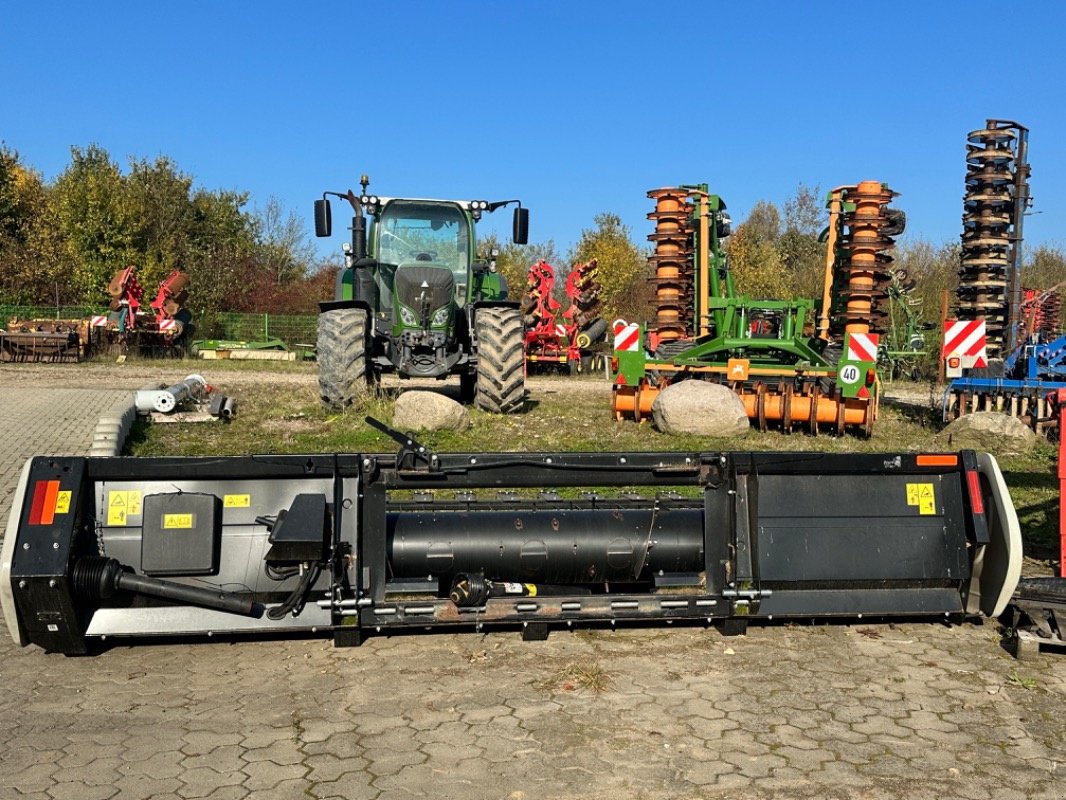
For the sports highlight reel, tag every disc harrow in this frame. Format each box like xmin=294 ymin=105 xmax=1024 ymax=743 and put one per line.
xmin=957 ymin=121 xmax=1030 ymax=357
xmin=613 ymin=183 xmax=886 ymax=436
xmin=646 ymin=188 xmax=695 ymax=342
xmin=826 ymin=181 xmax=904 ymax=340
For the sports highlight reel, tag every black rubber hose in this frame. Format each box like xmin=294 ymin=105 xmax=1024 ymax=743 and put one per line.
xmin=73 ymin=557 xmax=258 ymax=617
xmin=267 ymin=563 xmax=322 ymax=620
xmin=117 ymin=572 xmax=257 ymax=616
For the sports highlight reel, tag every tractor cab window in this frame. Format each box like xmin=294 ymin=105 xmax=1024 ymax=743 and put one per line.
xmin=376 ymin=201 xmax=470 ymax=302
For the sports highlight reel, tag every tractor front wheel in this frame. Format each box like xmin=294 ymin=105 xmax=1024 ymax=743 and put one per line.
xmin=318 ymin=308 xmax=373 ymax=407
xmin=474 ymin=307 xmax=525 ymax=413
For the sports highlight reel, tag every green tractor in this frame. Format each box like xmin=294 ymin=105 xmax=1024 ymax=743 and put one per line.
xmin=314 ymin=176 xmax=529 ymax=413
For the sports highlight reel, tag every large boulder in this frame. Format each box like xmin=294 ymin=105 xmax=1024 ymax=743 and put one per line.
xmin=935 ymin=411 xmax=1037 ymax=455
xmin=652 ymin=380 xmax=749 ymax=437
xmin=392 ymin=391 xmax=471 ymax=432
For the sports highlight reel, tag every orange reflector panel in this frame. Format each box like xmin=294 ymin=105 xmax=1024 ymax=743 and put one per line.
xmin=966 ymin=469 xmax=985 ymax=516
xmin=916 ymin=454 xmax=958 ymax=467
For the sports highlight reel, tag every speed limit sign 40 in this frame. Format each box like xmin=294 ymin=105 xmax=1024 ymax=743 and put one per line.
xmin=835 ymin=360 xmax=874 ymax=399
xmin=838 ymin=363 xmax=861 ymax=385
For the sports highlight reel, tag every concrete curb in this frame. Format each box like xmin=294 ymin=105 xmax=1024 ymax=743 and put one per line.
xmin=87 ymin=394 xmax=138 ymax=457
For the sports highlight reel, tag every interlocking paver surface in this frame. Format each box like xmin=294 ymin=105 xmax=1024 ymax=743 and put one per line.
xmin=0 ymin=387 xmax=130 ymax=524
xmin=1 ymin=376 xmax=1064 ymax=799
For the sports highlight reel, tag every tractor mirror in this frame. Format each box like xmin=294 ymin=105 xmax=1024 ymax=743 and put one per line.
xmin=512 ymin=207 xmax=529 ymax=245
xmin=314 ymin=199 xmax=332 ymax=238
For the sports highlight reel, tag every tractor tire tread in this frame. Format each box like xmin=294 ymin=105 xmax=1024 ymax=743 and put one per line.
xmin=318 ymin=307 xmax=370 ymax=407
xmin=475 ymin=307 xmax=525 ymax=414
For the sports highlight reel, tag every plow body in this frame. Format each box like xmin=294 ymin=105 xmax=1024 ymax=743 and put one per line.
xmin=2 ymin=448 xmax=1020 ymax=655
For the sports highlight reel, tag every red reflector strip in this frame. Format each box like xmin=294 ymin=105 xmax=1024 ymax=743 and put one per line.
xmin=28 ymin=482 xmax=57 ymax=526
xmin=916 ymin=454 xmax=958 ymax=467
xmin=40 ymin=480 xmax=60 ymax=525
xmin=966 ymin=470 xmax=985 ymax=516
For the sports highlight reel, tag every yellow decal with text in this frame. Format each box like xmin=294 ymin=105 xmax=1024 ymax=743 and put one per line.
xmin=906 ymin=483 xmax=936 ymax=515
xmin=224 ymin=494 xmax=251 ymax=508
xmin=163 ymin=513 xmax=194 ymax=530
xmin=54 ymin=491 xmax=72 ymax=515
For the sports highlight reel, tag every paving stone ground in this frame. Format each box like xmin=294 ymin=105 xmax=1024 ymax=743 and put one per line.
xmin=1 ymin=376 xmax=1064 ymax=799
xmin=0 ymin=387 xmax=131 ymax=525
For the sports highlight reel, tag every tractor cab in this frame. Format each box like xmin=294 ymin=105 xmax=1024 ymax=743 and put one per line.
xmin=370 ymin=200 xmax=473 ymax=346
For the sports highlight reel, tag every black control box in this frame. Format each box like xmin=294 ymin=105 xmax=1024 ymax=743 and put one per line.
xmin=141 ymin=492 xmax=222 ymax=576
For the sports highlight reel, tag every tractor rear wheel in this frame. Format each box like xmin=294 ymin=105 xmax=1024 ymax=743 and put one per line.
xmin=475 ymin=307 xmax=525 ymax=413
xmin=318 ymin=308 xmax=372 ymax=407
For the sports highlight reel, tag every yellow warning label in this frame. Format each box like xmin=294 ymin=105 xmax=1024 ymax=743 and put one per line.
xmin=54 ymin=491 xmax=72 ymax=515
xmin=106 ymin=490 xmax=143 ymax=525
xmin=224 ymin=494 xmax=251 ymax=508
xmin=108 ymin=492 xmax=127 ymax=526
xmin=163 ymin=513 xmax=194 ymax=530
xmin=906 ymin=483 xmax=936 ymax=515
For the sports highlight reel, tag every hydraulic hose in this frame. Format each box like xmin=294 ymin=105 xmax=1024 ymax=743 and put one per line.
xmin=266 ymin=563 xmax=322 ymax=620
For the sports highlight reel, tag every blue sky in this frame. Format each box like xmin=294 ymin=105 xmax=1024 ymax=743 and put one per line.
xmin=3 ymin=2 xmax=1065 ymax=262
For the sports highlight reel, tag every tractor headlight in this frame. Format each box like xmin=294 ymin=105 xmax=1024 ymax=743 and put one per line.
xmin=431 ymin=306 xmax=450 ymax=327
xmin=399 ymin=306 xmax=418 ymax=326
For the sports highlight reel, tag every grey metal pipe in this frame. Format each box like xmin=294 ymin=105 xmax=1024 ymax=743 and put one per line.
xmin=135 ymin=374 xmax=207 ymax=414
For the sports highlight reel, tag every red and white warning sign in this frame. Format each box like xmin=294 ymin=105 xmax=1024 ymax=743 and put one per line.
xmin=846 ymin=332 xmax=880 ymax=363
xmin=91 ymin=315 xmax=108 ymax=327
xmin=555 ymin=324 xmax=568 ymax=339
xmin=943 ymin=320 xmax=987 ymax=376
xmin=158 ymin=319 xmax=177 ymax=333
xmin=613 ymin=320 xmax=640 ymax=352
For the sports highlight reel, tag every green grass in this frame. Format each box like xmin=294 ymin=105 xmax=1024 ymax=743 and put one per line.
xmin=1007 ymin=670 xmax=1040 ymax=691
xmin=534 ymin=660 xmax=612 ymax=695
xmin=125 ymin=371 xmax=1062 ymax=563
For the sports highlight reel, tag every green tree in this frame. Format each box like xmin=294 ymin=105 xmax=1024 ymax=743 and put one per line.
xmin=779 ymin=183 xmax=826 ymax=299
xmin=479 ymin=233 xmax=561 ymax=303
xmin=567 ymin=213 xmax=648 ymax=322
xmin=0 ymin=145 xmax=20 ymax=240
xmin=52 ymin=144 xmax=133 ymax=301
xmin=184 ymin=188 xmax=259 ymax=315
xmin=726 ymin=200 xmax=790 ymax=299
xmin=1023 ymin=244 xmax=1066 ymax=293
xmin=0 ymin=146 xmax=72 ymax=304
xmin=124 ymin=155 xmax=195 ymax=287
xmin=254 ymin=196 xmax=315 ymax=285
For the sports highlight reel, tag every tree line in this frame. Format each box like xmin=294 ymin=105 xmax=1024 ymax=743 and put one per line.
xmin=0 ymin=143 xmax=332 ymax=316
xmin=3 ymin=144 xmax=1061 ymax=344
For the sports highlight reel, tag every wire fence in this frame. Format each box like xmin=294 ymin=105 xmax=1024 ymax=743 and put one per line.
xmin=1 ymin=306 xmax=319 ymax=349
xmin=207 ymin=313 xmax=318 ymax=347
xmin=1 ymin=305 xmax=101 ymax=322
